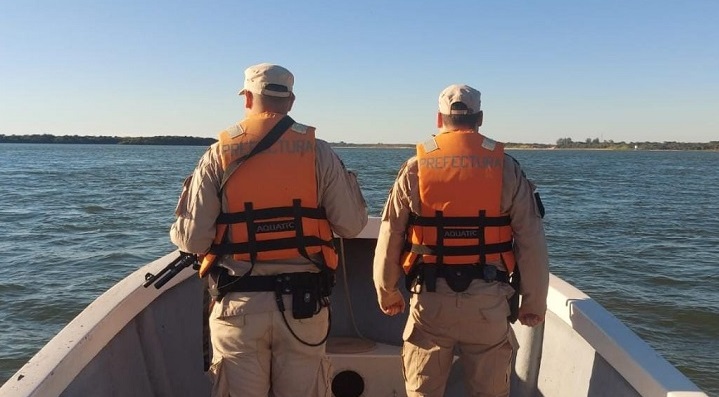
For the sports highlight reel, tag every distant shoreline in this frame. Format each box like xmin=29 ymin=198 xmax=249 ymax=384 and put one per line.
xmin=1 ymin=134 xmax=717 ymax=151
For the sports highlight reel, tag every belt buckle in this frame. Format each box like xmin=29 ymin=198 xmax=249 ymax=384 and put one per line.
xmin=278 ymin=275 xmax=292 ymax=294
xmin=443 ymin=266 xmax=471 ymax=292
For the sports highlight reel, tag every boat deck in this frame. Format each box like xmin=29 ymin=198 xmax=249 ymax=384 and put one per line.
xmin=0 ymin=219 xmax=707 ymax=396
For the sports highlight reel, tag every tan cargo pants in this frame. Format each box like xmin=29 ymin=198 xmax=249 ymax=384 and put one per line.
xmin=402 ymin=280 xmax=516 ymax=397
xmin=208 ymin=292 xmax=331 ymax=397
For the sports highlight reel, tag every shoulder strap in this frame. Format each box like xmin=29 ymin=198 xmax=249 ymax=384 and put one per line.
xmin=220 ymin=115 xmax=295 ymax=189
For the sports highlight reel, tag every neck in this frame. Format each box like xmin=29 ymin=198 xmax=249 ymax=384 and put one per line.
xmin=246 ymin=109 xmax=286 ymax=117
xmin=440 ymin=126 xmax=478 ymax=133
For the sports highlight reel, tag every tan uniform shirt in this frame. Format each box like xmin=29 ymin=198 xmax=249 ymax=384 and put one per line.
xmin=170 ymin=116 xmax=368 ymax=316
xmin=373 ymin=136 xmax=550 ymax=317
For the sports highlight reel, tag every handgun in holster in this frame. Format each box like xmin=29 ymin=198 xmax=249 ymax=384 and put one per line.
xmin=507 ymin=264 xmax=521 ymax=323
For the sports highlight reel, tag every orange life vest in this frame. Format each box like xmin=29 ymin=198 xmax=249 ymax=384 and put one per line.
xmin=401 ymin=130 xmax=516 ymax=274
xmin=198 ymin=112 xmax=337 ymax=277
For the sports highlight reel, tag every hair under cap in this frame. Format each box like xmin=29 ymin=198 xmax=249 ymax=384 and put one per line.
xmin=438 ymin=84 xmax=481 ymax=115
xmin=239 ymin=63 xmax=294 ymax=98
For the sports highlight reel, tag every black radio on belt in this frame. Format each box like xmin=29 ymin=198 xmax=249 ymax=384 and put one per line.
xmin=292 ymin=288 xmax=318 ymax=319
xmin=275 ymin=272 xmax=331 ymax=319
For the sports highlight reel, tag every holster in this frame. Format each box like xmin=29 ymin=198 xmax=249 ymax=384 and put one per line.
xmin=507 ymin=265 xmax=521 ymax=323
xmin=405 ymin=263 xmax=426 ymax=293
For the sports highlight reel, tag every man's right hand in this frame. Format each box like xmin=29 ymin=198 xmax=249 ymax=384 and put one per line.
xmin=518 ymin=313 xmax=544 ymax=327
xmin=379 ymin=290 xmax=406 ymax=316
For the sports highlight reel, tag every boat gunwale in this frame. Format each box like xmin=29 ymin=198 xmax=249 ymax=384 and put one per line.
xmin=0 ymin=251 xmax=186 ymax=397
xmin=546 ymin=274 xmax=705 ymax=396
xmin=0 ymin=217 xmax=707 ymax=396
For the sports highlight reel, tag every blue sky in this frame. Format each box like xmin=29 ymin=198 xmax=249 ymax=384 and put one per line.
xmin=1 ymin=1 xmax=717 ymax=144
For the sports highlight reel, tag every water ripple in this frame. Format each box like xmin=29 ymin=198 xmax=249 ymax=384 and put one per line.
xmin=0 ymin=145 xmax=717 ymax=394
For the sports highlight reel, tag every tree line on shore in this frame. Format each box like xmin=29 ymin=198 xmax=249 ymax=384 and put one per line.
xmin=1 ymin=134 xmax=717 ymax=151
xmin=548 ymin=137 xmax=719 ymax=151
xmin=0 ymin=134 xmax=216 ymax=146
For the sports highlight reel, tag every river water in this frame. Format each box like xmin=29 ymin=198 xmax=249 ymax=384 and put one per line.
xmin=0 ymin=144 xmax=717 ymax=394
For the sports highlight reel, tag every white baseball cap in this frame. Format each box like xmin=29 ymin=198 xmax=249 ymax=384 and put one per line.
xmin=438 ymin=84 xmax=481 ymax=115
xmin=238 ymin=63 xmax=294 ymax=98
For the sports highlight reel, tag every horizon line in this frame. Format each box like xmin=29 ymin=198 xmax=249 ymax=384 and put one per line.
xmin=1 ymin=133 xmax=718 ymax=146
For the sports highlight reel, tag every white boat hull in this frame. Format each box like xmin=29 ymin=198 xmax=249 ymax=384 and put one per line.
xmin=0 ymin=218 xmax=707 ymax=396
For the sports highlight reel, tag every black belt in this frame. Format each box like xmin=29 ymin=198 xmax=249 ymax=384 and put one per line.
xmin=218 ymin=274 xmax=281 ymax=292
xmin=437 ymin=264 xmax=508 ymax=283
xmin=407 ymin=264 xmax=509 ymax=293
xmin=209 ymin=268 xmax=333 ymax=299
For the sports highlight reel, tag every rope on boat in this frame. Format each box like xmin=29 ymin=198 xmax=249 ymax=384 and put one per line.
xmin=339 ymin=237 xmax=368 ymax=340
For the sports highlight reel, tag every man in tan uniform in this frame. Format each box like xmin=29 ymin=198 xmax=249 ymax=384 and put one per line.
xmin=373 ymin=84 xmax=549 ymax=397
xmin=170 ymin=63 xmax=368 ymax=397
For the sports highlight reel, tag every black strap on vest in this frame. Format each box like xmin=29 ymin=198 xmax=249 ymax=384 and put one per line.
xmin=405 ymin=210 xmax=513 ymax=266
xmin=216 ymin=204 xmax=328 ymax=225
xmin=404 ymin=241 xmax=514 ymax=257
xmin=212 ymin=199 xmax=334 ymax=271
xmin=408 ymin=212 xmax=511 ymax=227
xmin=220 ymin=115 xmax=296 ymax=190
